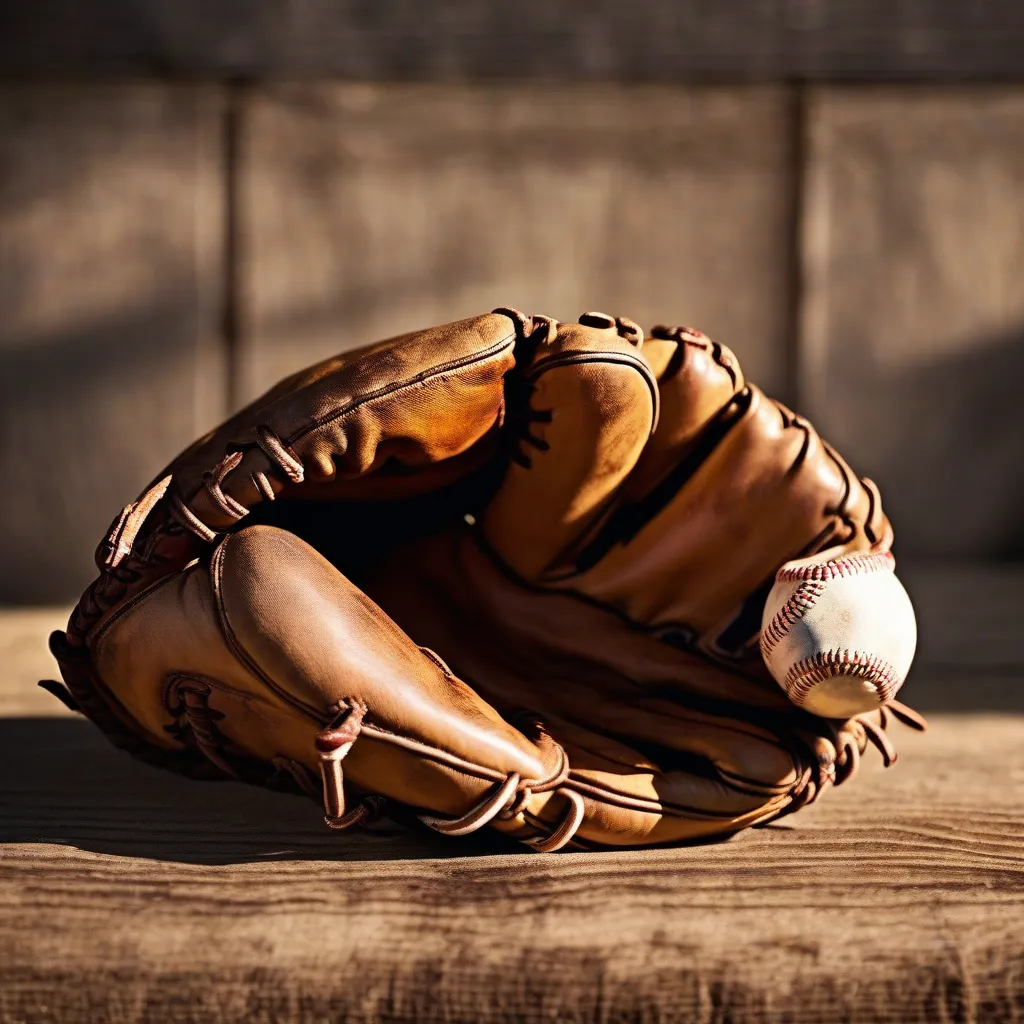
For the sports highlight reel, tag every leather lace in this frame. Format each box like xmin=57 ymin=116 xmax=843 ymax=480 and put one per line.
xmin=315 ymin=701 xmax=583 ymax=852
xmin=164 ymin=678 xmax=241 ymax=780
xmin=165 ymin=425 xmax=305 ymax=545
xmin=833 ymin=699 xmax=926 ymax=783
xmin=68 ymin=514 xmax=191 ymax=647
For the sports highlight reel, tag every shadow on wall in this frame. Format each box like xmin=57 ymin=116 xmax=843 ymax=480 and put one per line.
xmin=838 ymin=321 xmax=1024 ymax=562
xmin=0 ymin=298 xmax=216 ymax=604
xmin=0 ymin=83 xmax=223 ymax=605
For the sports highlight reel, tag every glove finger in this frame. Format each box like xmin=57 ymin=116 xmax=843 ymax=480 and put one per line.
xmin=504 ymin=709 xmax=810 ymax=848
xmin=534 ymin=725 xmax=805 ymax=847
xmin=545 ymin=325 xmax=891 ymax=660
xmin=559 ymin=696 xmax=805 ymax=798
xmin=481 ymin=314 xmax=658 ymax=581
xmin=180 ymin=312 xmax=520 ymax=535
xmin=84 ymin=523 xmax=569 ymax=831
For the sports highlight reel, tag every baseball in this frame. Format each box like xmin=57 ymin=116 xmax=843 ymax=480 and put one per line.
xmin=760 ymin=551 xmax=917 ymax=719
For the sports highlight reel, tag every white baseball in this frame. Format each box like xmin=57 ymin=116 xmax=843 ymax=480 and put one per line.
xmin=759 ymin=551 xmax=917 ymax=719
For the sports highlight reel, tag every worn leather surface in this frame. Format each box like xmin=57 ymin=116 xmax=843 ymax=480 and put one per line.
xmin=50 ymin=308 xmax=920 ymax=851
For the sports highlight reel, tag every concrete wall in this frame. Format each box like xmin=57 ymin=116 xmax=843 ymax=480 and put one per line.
xmin=2 ymin=80 xmax=1022 ymax=600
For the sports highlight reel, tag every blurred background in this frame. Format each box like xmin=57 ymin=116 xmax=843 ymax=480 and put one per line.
xmin=1 ymin=1 xmax=1022 ymax=640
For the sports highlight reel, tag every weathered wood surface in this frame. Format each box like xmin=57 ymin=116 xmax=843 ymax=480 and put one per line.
xmin=0 ymin=84 xmax=225 ymax=604
xmin=240 ymin=84 xmax=796 ymax=404
xmin=4 ymin=0 xmax=1024 ymax=81
xmin=800 ymin=88 xmax=1024 ymax=560
xmin=2 ymin=604 xmax=1022 ymax=1023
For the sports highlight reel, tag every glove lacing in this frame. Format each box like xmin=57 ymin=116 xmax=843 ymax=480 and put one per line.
xmin=315 ymin=701 xmax=584 ymax=853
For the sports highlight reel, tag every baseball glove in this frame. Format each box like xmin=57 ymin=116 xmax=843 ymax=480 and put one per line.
xmin=44 ymin=308 xmax=925 ymax=851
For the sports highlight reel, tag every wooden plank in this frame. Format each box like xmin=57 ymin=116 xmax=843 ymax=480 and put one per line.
xmin=3 ymin=1 xmax=1024 ymax=81
xmin=0 ymin=84 xmax=225 ymax=603
xmin=0 ymin=707 xmax=1021 ymax=1022
xmin=242 ymin=84 xmax=796 ymax=402
xmin=800 ymin=89 xmax=1024 ymax=560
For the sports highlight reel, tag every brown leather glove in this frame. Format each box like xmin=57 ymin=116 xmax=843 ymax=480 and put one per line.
xmin=45 ymin=308 xmax=924 ymax=851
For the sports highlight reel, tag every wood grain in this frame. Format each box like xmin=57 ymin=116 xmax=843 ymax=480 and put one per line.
xmin=3 ymin=1 xmax=1024 ymax=81
xmin=4 ymin=608 xmax=1024 ymax=1022
xmin=1 ymin=715 xmax=1021 ymax=1022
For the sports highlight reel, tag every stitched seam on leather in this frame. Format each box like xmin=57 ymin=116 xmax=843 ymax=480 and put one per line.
xmin=759 ymin=578 xmax=829 ymax=660
xmin=90 ymin=569 xmax=191 ymax=654
xmin=664 ymin=335 xmax=740 ymax=391
xmin=471 ymin=529 xmax=785 ymax=697
xmin=861 ymin=476 xmax=883 ymax=547
xmin=703 ymin=339 xmax=739 ymax=389
xmin=774 ymin=551 xmax=895 ymax=583
xmin=819 ymin=438 xmax=858 ymax=540
xmin=359 ymin=720 xmax=564 ymax=790
xmin=285 ymin=332 xmax=516 ymax=445
xmin=181 ymin=334 xmax=516 ymax=506
xmin=525 ymin=350 xmax=660 ymax=439
xmin=786 ymin=651 xmax=900 ymax=708
xmin=649 ymin=327 xmax=740 ymax=388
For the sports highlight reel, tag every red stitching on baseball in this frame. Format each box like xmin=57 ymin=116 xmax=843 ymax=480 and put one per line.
xmin=760 ymin=578 xmax=827 ymax=659
xmin=785 ymin=650 xmax=901 ymax=710
xmin=775 ymin=551 xmax=894 ymax=583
